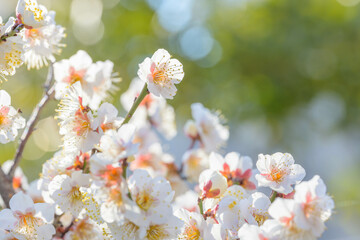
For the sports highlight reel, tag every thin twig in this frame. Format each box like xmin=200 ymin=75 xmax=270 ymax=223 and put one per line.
xmin=0 ymin=24 xmax=24 ymax=42
xmin=120 ymin=83 xmax=149 ymax=127
xmin=8 ymin=65 xmax=55 ymax=179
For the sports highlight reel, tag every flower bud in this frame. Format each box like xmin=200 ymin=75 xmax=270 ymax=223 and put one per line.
xmin=199 ymin=169 xmax=227 ymax=199
xmin=184 ymin=120 xmax=198 ymax=139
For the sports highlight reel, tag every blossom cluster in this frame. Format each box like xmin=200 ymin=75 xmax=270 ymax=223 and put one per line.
xmin=0 ymin=0 xmax=334 ymax=239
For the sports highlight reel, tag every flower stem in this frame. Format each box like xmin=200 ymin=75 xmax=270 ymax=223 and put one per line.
xmin=270 ymin=190 xmax=277 ymax=203
xmin=121 ymin=83 xmax=148 ymax=127
xmin=198 ymin=197 xmax=204 ymax=215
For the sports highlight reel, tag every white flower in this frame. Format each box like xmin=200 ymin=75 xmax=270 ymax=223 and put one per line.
xmin=16 ymin=0 xmax=49 ymax=28
xmin=54 ymin=50 xmax=119 ymax=109
xmin=255 ymin=152 xmax=305 ymax=194
xmin=237 ymin=223 xmax=274 ymax=240
xmin=181 ymin=148 xmax=209 ymax=182
xmin=293 ymin=175 xmax=334 ymax=237
xmin=48 ymin=171 xmax=90 ymax=217
xmin=133 ymin=125 xmax=159 ymax=153
xmin=0 ymin=229 xmax=17 ymax=240
xmin=98 ymin=123 xmax=138 ymax=161
xmin=215 ymin=185 xmax=249 ymax=238
xmin=0 ymin=192 xmax=55 ymax=239
xmin=130 ymin=143 xmax=173 ymax=178
xmin=174 ymin=190 xmax=199 ymax=212
xmin=99 ymin=185 xmax=130 ymax=225
xmin=1 ymin=160 xmax=28 ymax=191
xmin=0 ymin=90 xmax=25 ymax=144
xmin=90 ymin=154 xmax=123 ymax=188
xmin=84 ymin=60 xmax=120 ymax=110
xmin=0 ymin=17 xmax=24 ymax=81
xmin=64 ymin=218 xmax=108 ymax=240
xmin=54 ymin=50 xmax=93 ymax=99
xmin=199 ymin=169 xmax=228 ymax=199
xmin=266 ymin=198 xmax=316 ymax=240
xmin=39 ymin=151 xmax=75 ymax=192
xmin=115 ymin=216 xmax=182 ymax=240
xmin=93 ymin=102 xmax=123 ymax=133
xmin=239 ymin=192 xmax=271 ymax=226
xmin=147 ymin=96 xmax=177 ymax=139
xmin=27 ymin=179 xmax=44 ymax=203
xmin=22 ymin=10 xmax=65 ymax=70
xmin=141 ymin=215 xmax=183 ymax=240
xmin=175 ymin=208 xmax=206 ymax=240
xmin=216 ymin=195 xmax=245 ymax=237
xmin=209 ymin=152 xmax=257 ymax=190
xmin=126 ymin=169 xmax=175 ymax=228
xmin=56 ymin=82 xmax=101 ymax=154
xmin=137 ymin=49 xmax=184 ymax=99
xmin=191 ymin=103 xmax=229 ymax=152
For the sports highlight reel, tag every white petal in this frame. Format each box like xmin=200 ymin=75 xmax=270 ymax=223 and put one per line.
xmin=0 ymin=90 xmax=11 ymax=106
xmin=34 ymin=203 xmax=55 ymax=223
xmin=9 ymin=192 xmax=34 ymax=214
xmin=0 ymin=209 xmax=17 ymax=230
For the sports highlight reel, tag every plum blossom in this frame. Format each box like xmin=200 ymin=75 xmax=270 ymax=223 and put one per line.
xmin=238 ymin=223 xmax=274 ymax=240
xmin=0 ymin=192 xmax=55 ymax=239
xmin=216 ymin=186 xmax=248 ymax=238
xmin=98 ymin=123 xmax=139 ymax=161
xmin=175 ymin=208 xmax=206 ymax=240
xmin=16 ymin=0 xmax=49 ymax=28
xmin=293 ymin=175 xmax=334 ymax=237
xmin=190 ymin=103 xmax=229 ymax=152
xmin=63 ymin=217 xmax=108 ymax=240
xmin=0 ymin=90 xmax=25 ymax=144
xmin=239 ymin=192 xmax=271 ymax=226
xmin=56 ymin=82 xmax=101 ymax=154
xmin=174 ymin=190 xmax=199 ymax=212
xmin=256 ymin=152 xmax=305 ymax=194
xmin=54 ymin=50 xmax=119 ymax=109
xmin=1 ymin=160 xmax=29 ymax=191
xmin=209 ymin=152 xmax=257 ymax=190
xmin=137 ymin=49 xmax=184 ymax=99
xmin=48 ymin=171 xmax=90 ymax=217
xmin=265 ymin=198 xmax=316 ymax=240
xmin=22 ymin=10 xmax=65 ymax=70
xmin=0 ymin=17 xmax=24 ymax=81
xmin=126 ymin=169 xmax=175 ymax=228
xmin=53 ymin=50 xmax=93 ymax=99
xmin=181 ymin=148 xmax=209 ymax=182
xmin=93 ymin=102 xmax=123 ymax=134
xmin=130 ymin=143 xmax=173 ymax=178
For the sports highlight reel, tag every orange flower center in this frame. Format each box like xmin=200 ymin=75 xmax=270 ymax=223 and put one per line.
xmin=152 ymin=69 xmax=168 ymax=85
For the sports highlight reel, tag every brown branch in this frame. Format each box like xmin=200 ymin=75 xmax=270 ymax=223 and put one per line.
xmin=0 ymin=168 xmax=14 ymax=208
xmin=8 ymin=65 xmax=55 ymax=179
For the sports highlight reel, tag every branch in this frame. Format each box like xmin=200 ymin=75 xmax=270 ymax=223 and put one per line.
xmin=8 ymin=65 xmax=55 ymax=179
xmin=120 ymin=83 xmax=149 ymax=127
xmin=0 ymin=168 xmax=14 ymax=208
xmin=0 ymin=24 xmax=24 ymax=42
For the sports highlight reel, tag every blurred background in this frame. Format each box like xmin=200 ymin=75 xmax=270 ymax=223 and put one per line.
xmin=1 ymin=0 xmax=360 ymax=238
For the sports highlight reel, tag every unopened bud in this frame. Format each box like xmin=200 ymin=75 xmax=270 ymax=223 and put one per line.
xmin=199 ymin=169 xmax=227 ymax=199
